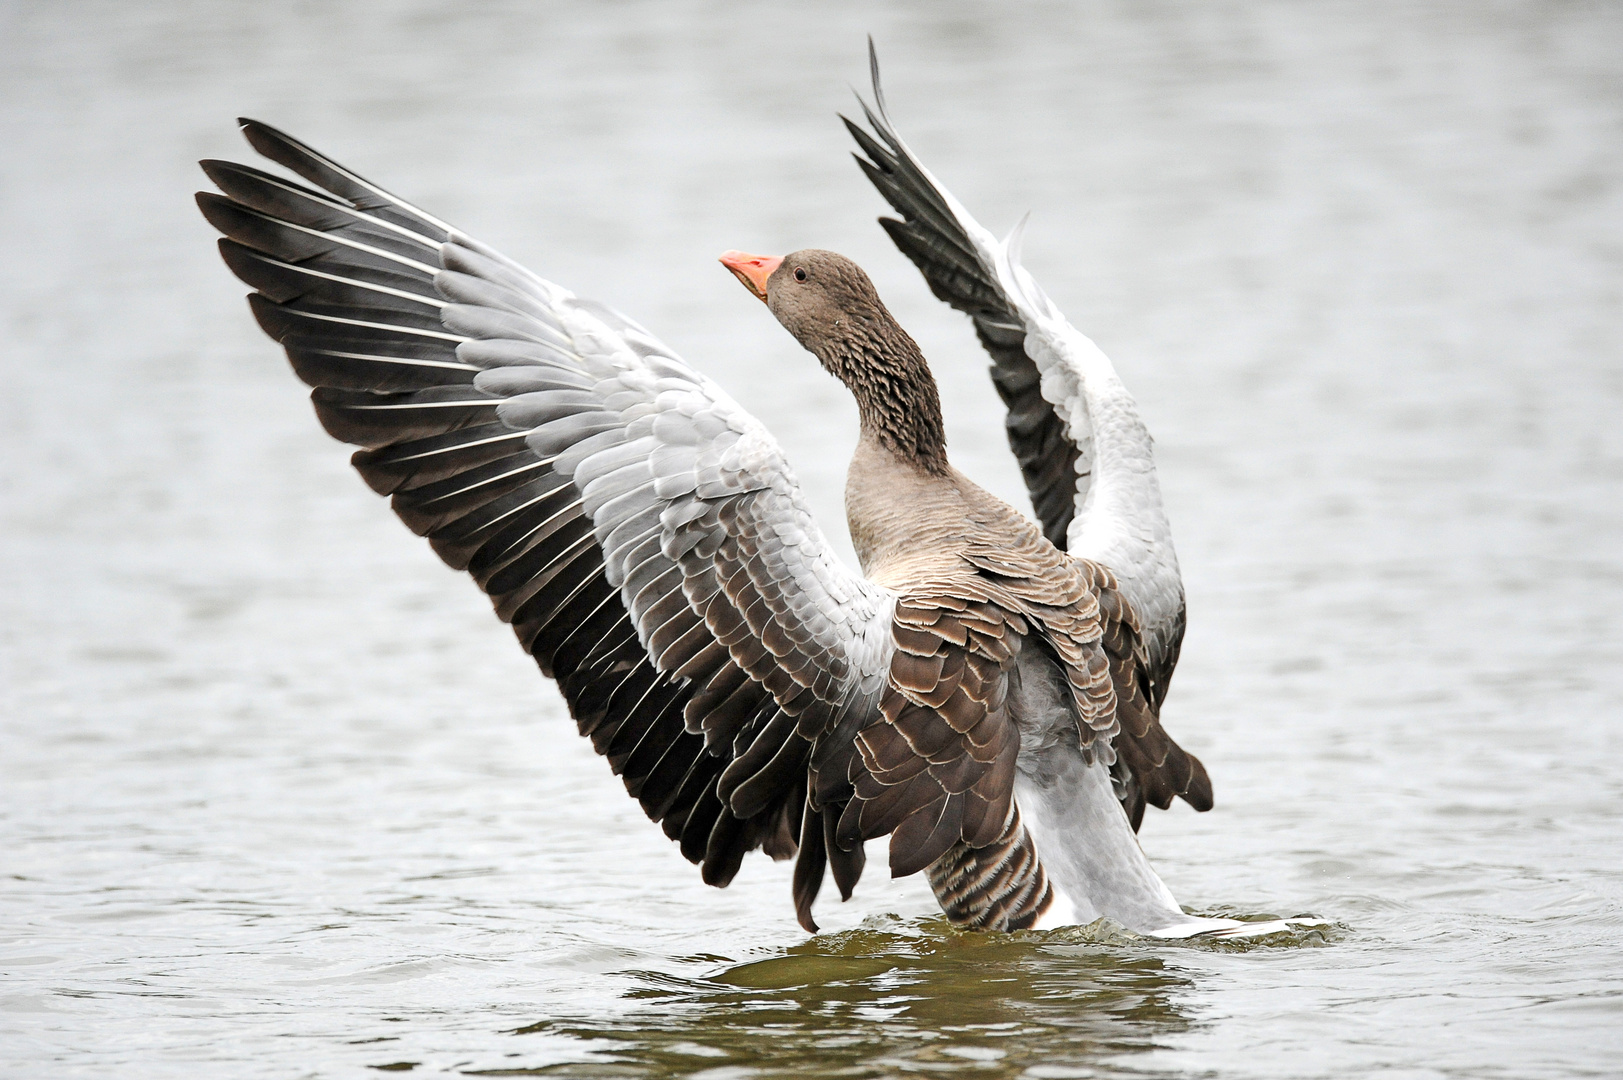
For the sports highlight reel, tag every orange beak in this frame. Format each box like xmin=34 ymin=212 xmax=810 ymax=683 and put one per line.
xmin=719 ymin=250 xmax=783 ymax=303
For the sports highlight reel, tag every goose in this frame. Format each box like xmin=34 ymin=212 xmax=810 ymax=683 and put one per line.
xmin=196 ymin=53 xmax=1284 ymax=939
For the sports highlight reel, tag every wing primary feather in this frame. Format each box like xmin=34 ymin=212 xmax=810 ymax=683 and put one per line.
xmin=201 ymin=158 xmax=444 ymax=256
xmin=247 ymin=293 xmax=468 ymax=345
xmin=197 ymin=193 xmax=442 ymax=277
xmin=238 ymin=118 xmax=455 ymax=240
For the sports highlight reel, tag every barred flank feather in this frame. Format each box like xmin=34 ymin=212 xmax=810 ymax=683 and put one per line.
xmin=927 ymin=804 xmax=1052 ymax=932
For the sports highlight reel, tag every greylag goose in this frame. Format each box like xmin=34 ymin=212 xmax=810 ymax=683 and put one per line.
xmin=196 ymin=62 xmax=1274 ymax=939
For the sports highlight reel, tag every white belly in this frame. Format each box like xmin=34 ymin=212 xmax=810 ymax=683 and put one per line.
xmin=1017 ymin=749 xmax=1281 ymax=938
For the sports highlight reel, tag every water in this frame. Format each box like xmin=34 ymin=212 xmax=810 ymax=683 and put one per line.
xmin=2 ymin=2 xmax=1621 ymax=1076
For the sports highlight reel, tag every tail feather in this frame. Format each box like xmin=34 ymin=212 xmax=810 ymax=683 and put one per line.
xmin=926 ymin=803 xmax=1053 ymax=932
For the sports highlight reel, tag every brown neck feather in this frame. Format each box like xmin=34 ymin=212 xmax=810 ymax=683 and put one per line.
xmin=822 ymin=315 xmax=949 ymax=474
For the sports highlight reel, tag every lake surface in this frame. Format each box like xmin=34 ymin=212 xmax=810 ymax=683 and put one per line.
xmin=3 ymin=2 xmax=1621 ymax=1077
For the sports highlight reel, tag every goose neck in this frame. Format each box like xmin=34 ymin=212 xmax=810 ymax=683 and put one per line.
xmin=821 ymin=320 xmax=948 ymax=476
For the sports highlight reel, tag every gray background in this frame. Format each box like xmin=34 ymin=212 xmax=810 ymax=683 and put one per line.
xmin=3 ymin=2 xmax=1620 ymax=1077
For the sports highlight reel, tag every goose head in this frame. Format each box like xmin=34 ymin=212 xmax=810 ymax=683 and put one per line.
xmin=719 ymin=248 xmax=948 ymax=473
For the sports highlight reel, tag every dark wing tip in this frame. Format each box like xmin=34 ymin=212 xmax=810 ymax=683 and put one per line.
xmin=236 ymin=117 xmax=282 ymax=144
xmin=236 ymin=116 xmax=280 ymax=136
xmin=1182 ymin=753 xmax=1214 ymax=812
xmin=238 ymin=117 xmax=303 ymax=157
xmin=194 ymin=190 xmax=235 ymax=230
xmin=866 ymin=36 xmax=886 ymax=117
xmin=198 ymin=158 xmax=241 ymax=189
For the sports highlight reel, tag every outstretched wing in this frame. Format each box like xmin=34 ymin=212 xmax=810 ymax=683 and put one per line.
xmin=843 ymin=45 xmax=1084 ymax=553
xmin=844 ymin=43 xmax=1185 ymax=715
xmin=198 ymin=120 xmax=897 ymax=913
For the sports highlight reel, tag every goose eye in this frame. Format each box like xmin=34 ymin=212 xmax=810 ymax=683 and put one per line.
xmin=793 ymin=267 xmax=808 ymax=282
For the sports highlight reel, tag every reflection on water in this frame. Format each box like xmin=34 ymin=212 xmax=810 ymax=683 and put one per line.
xmin=503 ymin=917 xmax=1334 ymax=1078
xmin=525 ymin=921 xmax=1190 ymax=1078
